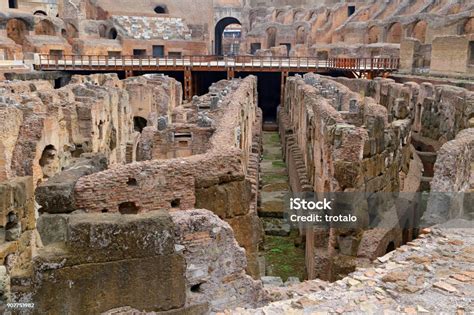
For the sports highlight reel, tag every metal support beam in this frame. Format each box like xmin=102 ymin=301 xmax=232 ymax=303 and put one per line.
xmin=227 ymin=67 xmax=235 ymax=80
xmin=184 ymin=67 xmax=193 ymax=101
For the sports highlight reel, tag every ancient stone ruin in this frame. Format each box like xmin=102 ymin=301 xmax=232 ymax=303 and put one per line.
xmin=0 ymin=0 xmax=473 ymax=314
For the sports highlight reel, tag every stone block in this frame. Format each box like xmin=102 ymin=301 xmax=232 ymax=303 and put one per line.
xmin=195 ymin=179 xmax=251 ymax=219
xmin=32 ymin=255 xmax=185 ymax=314
xmin=66 ymin=211 xmax=175 ymax=263
xmin=36 ymin=214 xmax=69 ymax=245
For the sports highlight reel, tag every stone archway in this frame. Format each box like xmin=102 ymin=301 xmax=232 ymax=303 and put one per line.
xmin=293 ymin=9 xmax=305 ymax=22
xmin=367 ymin=25 xmax=381 ymax=44
xmin=266 ymin=27 xmax=277 ymax=48
xmin=296 ymin=26 xmax=306 ymax=45
xmin=461 ymin=17 xmax=474 ymax=35
xmin=387 ymin=22 xmax=402 ymax=43
xmin=6 ymin=19 xmax=29 ymax=45
xmin=35 ymin=19 xmax=56 ymax=36
xmin=214 ymin=17 xmax=241 ymax=55
xmin=411 ymin=20 xmax=427 ymax=43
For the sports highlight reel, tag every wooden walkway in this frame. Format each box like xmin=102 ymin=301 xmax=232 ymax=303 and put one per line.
xmin=35 ymin=54 xmax=399 ymax=73
xmin=33 ymin=54 xmax=400 ymax=100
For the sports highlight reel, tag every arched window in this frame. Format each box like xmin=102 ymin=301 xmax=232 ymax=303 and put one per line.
xmin=108 ymin=28 xmax=118 ymax=40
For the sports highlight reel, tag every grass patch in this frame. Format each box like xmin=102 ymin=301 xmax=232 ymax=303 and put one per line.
xmin=268 ymin=133 xmax=280 ymax=144
xmin=263 ymin=231 xmax=306 ymax=281
xmin=272 ymin=160 xmax=286 ymax=168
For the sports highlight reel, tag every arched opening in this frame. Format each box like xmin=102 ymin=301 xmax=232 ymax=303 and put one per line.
xmin=6 ymin=19 xmax=28 ymax=45
xmin=214 ymin=17 xmax=241 ymax=56
xmin=39 ymin=145 xmax=59 ymax=179
xmin=133 ymin=116 xmax=147 ymax=133
xmin=411 ymin=20 xmax=427 ymax=43
xmin=275 ymin=11 xmax=285 ymax=24
xmin=154 ymin=5 xmax=168 ymax=14
xmin=461 ymin=18 xmax=474 ymax=35
xmin=367 ymin=26 xmax=381 ymax=44
xmin=249 ymin=12 xmax=257 ymax=30
xmin=34 ymin=10 xmax=47 ymax=16
xmin=35 ymin=19 xmax=56 ymax=36
xmin=296 ymin=26 xmax=306 ymax=45
xmin=61 ymin=29 xmax=67 ymax=37
xmin=107 ymin=27 xmax=118 ymax=40
xmin=293 ymin=10 xmax=305 ymax=22
xmin=266 ymin=27 xmax=277 ymax=49
xmin=387 ymin=22 xmax=402 ymax=43
xmin=385 ymin=241 xmax=395 ymax=254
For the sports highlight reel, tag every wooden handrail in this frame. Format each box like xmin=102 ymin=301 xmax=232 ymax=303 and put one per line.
xmin=34 ymin=54 xmax=400 ymax=71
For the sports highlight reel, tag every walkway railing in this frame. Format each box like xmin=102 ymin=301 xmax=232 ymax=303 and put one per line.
xmin=34 ymin=54 xmax=400 ymax=72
